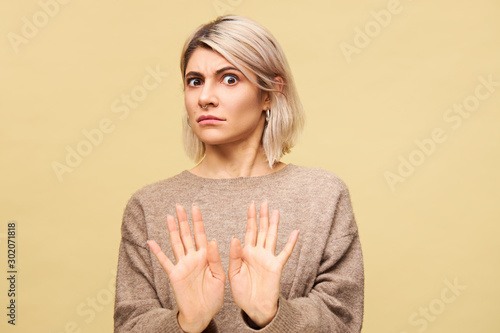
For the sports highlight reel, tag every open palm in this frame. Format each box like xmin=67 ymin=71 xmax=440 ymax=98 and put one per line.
xmin=148 ymin=203 xmax=225 ymax=332
xmin=228 ymin=201 xmax=299 ymax=328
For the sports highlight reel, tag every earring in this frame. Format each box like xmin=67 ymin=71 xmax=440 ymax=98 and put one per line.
xmin=187 ymin=116 xmax=191 ymax=128
xmin=266 ymin=108 xmax=270 ymax=122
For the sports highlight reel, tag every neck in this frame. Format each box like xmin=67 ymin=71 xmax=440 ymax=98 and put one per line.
xmin=190 ymin=143 xmax=285 ymax=179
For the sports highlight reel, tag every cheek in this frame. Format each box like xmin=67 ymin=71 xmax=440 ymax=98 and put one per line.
xmin=229 ymin=90 xmax=262 ymax=114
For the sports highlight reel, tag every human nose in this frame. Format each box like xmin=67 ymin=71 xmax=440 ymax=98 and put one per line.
xmin=198 ymin=80 xmax=218 ymax=109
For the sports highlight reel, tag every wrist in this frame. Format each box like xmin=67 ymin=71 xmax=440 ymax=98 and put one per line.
xmin=177 ymin=311 xmax=210 ymax=333
xmin=245 ymin=302 xmax=278 ymax=328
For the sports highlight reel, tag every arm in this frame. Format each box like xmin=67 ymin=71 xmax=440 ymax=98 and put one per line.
xmin=258 ymin=232 xmax=363 ymax=332
xmin=114 ymin=197 xmax=221 ymax=332
xmin=259 ymin=184 xmax=364 ymax=333
xmin=230 ymin=184 xmax=364 ymax=332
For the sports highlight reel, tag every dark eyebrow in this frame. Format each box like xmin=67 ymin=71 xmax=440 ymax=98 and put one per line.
xmin=185 ymin=66 xmax=242 ymax=79
xmin=215 ymin=66 xmax=242 ymax=76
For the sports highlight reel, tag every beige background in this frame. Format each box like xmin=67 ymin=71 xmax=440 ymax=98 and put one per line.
xmin=1 ymin=0 xmax=499 ymax=332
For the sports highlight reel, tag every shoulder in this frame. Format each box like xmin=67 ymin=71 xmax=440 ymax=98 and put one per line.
xmin=285 ymin=165 xmax=358 ymax=237
xmin=119 ymin=171 xmax=192 ymax=243
xmin=286 ymin=164 xmax=350 ymax=194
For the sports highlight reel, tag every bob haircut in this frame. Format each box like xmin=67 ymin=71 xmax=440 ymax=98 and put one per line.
xmin=180 ymin=15 xmax=304 ymax=167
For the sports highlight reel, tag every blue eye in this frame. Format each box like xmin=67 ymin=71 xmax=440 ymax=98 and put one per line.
xmin=223 ymin=74 xmax=238 ymax=85
xmin=187 ymin=78 xmax=202 ymax=87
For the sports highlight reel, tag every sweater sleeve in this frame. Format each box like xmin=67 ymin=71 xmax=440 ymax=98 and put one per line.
xmin=113 ymin=195 xmax=218 ymax=333
xmin=249 ymin=183 xmax=364 ymax=333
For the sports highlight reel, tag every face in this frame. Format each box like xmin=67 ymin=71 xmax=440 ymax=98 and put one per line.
xmin=184 ymin=47 xmax=269 ymax=148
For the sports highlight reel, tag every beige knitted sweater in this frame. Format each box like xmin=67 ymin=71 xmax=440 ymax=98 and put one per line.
xmin=114 ymin=164 xmax=364 ymax=332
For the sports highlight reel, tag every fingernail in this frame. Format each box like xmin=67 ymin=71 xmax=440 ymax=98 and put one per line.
xmin=192 ymin=203 xmax=196 ymax=207
xmin=146 ymin=240 xmax=150 ymax=245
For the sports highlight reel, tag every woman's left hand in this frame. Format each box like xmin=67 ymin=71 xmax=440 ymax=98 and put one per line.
xmin=228 ymin=201 xmax=299 ymax=328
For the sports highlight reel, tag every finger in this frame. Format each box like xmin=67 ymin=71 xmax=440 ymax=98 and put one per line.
xmin=244 ymin=201 xmax=257 ymax=247
xmin=207 ymin=239 xmax=226 ymax=282
xmin=256 ymin=201 xmax=269 ymax=248
xmin=192 ymin=203 xmax=208 ymax=251
xmin=176 ymin=204 xmax=195 ymax=253
xmin=277 ymin=230 xmax=300 ymax=267
xmin=228 ymin=237 xmax=243 ymax=281
xmin=265 ymin=209 xmax=279 ymax=253
xmin=147 ymin=240 xmax=174 ymax=275
xmin=167 ymin=214 xmax=185 ymax=263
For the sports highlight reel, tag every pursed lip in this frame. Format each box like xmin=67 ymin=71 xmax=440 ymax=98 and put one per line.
xmin=197 ymin=115 xmax=225 ymax=122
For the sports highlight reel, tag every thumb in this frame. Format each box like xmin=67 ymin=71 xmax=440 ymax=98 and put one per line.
xmin=228 ymin=236 xmax=243 ymax=280
xmin=207 ymin=239 xmax=225 ymax=281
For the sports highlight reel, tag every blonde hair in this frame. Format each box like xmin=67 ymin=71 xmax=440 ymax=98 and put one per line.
xmin=180 ymin=15 xmax=304 ymax=167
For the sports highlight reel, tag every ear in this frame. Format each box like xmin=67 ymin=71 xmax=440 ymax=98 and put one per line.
xmin=262 ymin=76 xmax=284 ymax=110
xmin=273 ymin=76 xmax=284 ymax=93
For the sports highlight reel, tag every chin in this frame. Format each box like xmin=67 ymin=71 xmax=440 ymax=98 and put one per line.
xmin=198 ymin=135 xmax=247 ymax=147
xmin=196 ymin=135 xmax=231 ymax=146
xmin=194 ymin=128 xmax=262 ymax=147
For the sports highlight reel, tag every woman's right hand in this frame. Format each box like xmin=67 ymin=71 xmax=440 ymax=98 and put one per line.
xmin=147 ymin=203 xmax=226 ymax=333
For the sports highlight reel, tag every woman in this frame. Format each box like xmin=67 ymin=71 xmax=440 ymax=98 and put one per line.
xmin=114 ymin=15 xmax=364 ymax=332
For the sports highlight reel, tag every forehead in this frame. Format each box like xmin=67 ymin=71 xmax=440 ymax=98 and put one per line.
xmin=185 ymin=47 xmax=233 ymax=73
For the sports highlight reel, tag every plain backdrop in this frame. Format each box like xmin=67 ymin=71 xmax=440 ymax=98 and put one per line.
xmin=1 ymin=0 xmax=499 ymax=332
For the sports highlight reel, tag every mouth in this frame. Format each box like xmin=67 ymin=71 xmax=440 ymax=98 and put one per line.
xmin=197 ymin=115 xmax=225 ymax=125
